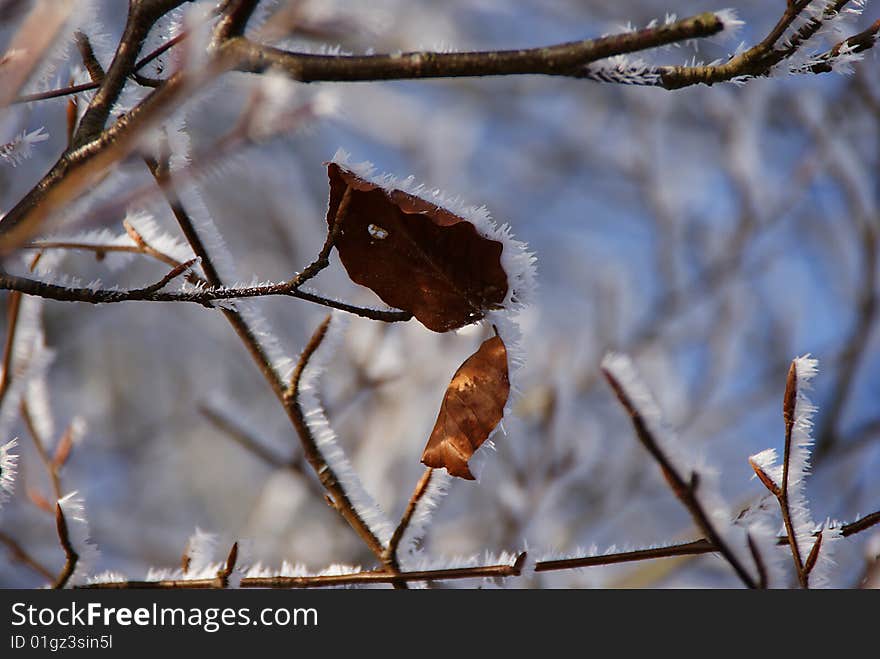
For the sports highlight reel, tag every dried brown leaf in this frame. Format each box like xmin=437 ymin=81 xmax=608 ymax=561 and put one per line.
xmin=327 ymin=163 xmax=508 ymax=332
xmin=421 ymin=335 xmax=509 ymax=479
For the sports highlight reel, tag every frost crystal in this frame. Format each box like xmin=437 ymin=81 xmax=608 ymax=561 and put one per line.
xmin=0 ymin=439 xmax=19 ymax=505
xmin=748 ymin=356 xmax=841 ymax=587
xmin=57 ymin=492 xmax=100 ymax=586
xmin=0 ymin=128 xmax=49 ymax=167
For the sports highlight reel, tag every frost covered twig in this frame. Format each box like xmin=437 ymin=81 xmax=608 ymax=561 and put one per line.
xmin=749 ymin=356 xmax=839 ymax=588
xmin=81 ymin=552 xmax=528 ymax=589
xmin=71 ymin=0 xmax=190 ymax=148
xmin=0 ymin=128 xmax=50 ymax=168
xmin=52 ymin=503 xmax=78 ymax=589
xmin=385 ymin=467 xmax=435 ymax=566
xmin=0 ymin=261 xmax=413 ymax=322
xmin=13 ymin=32 xmax=190 ymax=105
xmin=65 ymin=508 xmax=880 ymax=589
xmin=225 ymin=12 xmax=727 ymax=82
xmin=283 ymin=317 xmax=403 ymax=581
xmin=781 ymin=360 xmax=811 ymax=585
xmin=20 ymin=400 xmax=62 ymax=501
xmin=660 ymin=1 xmax=878 ymax=87
xmin=601 ymin=359 xmax=759 ymax=589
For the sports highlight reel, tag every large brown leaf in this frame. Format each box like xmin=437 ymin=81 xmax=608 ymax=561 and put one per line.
xmin=421 ymin=335 xmax=509 ymax=479
xmin=327 ymin=163 xmax=508 ymax=332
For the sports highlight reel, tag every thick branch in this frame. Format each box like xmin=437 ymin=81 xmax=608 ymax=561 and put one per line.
xmin=73 ymin=0 xmax=189 ymax=147
xmin=224 ymin=13 xmax=724 ymax=82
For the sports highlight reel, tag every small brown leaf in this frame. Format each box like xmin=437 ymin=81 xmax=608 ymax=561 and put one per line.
xmin=327 ymin=163 xmax=508 ymax=332
xmin=421 ymin=335 xmax=509 ymax=479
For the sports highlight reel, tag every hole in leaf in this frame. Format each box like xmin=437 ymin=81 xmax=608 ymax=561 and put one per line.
xmin=367 ymin=223 xmax=389 ymax=240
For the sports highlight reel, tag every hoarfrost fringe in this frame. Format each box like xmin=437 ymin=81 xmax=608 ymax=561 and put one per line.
xmin=56 ymin=492 xmax=100 ymax=586
xmin=298 ymin=312 xmax=395 ymax=546
xmin=398 ymin=469 xmax=453 ymax=559
xmin=0 ymin=128 xmax=49 ymax=168
xmin=749 ymin=355 xmax=841 ymax=587
xmin=601 ymin=352 xmax=779 ymax=586
xmin=0 ymin=439 xmax=19 ymax=505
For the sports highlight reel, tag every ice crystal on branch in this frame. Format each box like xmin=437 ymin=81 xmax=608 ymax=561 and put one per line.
xmin=0 ymin=439 xmax=19 ymax=506
xmin=297 ymin=313 xmax=396 ymax=546
xmin=0 ymin=128 xmax=49 ymax=168
xmin=749 ymin=356 xmax=842 ymax=587
xmin=56 ymin=492 xmax=100 ymax=586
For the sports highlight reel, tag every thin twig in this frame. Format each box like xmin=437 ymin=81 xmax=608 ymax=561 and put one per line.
xmin=780 ymin=361 xmax=808 ymax=588
xmin=386 ymin=467 xmax=435 ymax=565
xmin=746 ymin=533 xmax=768 ymax=590
xmin=0 ymin=291 xmax=22 ymax=408
xmin=197 ymin=403 xmax=322 ymax=499
xmin=198 ymin=404 xmax=287 ymax=469
xmin=284 ymin=317 xmax=402 ymax=576
xmin=534 ymin=540 xmax=715 ymax=572
xmin=20 ymin=400 xmax=62 ymax=501
xmin=72 ymin=0 xmax=190 ymax=147
xmin=12 ymin=30 xmax=190 ymax=104
xmin=602 ymin=367 xmax=759 ymax=589
xmin=0 ymin=531 xmax=55 ymax=582
xmin=52 ymin=503 xmax=78 ymax=589
xmin=0 ymin=261 xmax=413 ymax=322
xmin=80 ymin=552 xmax=528 ymax=589
xmin=212 ymin=0 xmax=262 ymax=43
xmin=286 ymin=185 xmax=351 ymax=289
